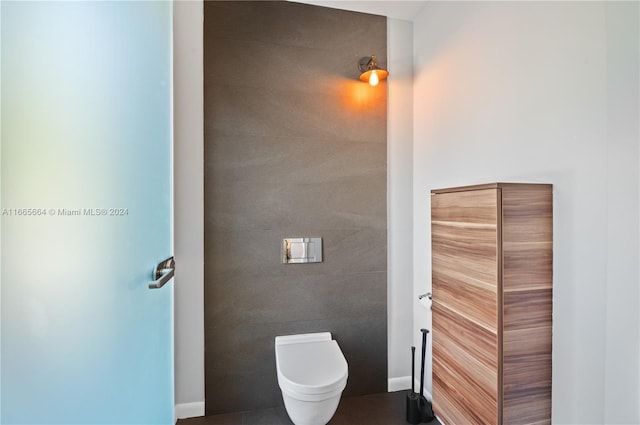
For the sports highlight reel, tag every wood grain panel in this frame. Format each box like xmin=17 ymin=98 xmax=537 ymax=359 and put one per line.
xmin=432 ymin=266 xmax=497 ymax=332
xmin=502 ymin=185 xmax=552 ymax=292
xmin=432 ymin=338 xmax=497 ymax=409
xmin=501 ymin=185 xmax=552 ymax=424
xmin=433 ymin=303 xmax=498 ymax=424
xmin=502 ymin=394 xmax=551 ymax=425
xmin=503 ymin=246 xmax=552 ymax=290
xmin=503 ymin=289 xmax=552 ymax=331
xmin=432 ymin=223 xmax=498 ymax=286
xmin=432 ymin=188 xmax=500 ymax=425
xmin=433 ymin=356 xmax=497 ymax=425
xmin=432 ymin=223 xmax=498 ymax=332
xmin=432 ymin=188 xmax=498 ymax=225
xmin=432 ymin=377 xmax=472 ymax=425
xmin=502 ymin=327 xmax=552 ymax=425
xmin=432 ymin=189 xmax=499 ymax=333
xmin=503 ymin=327 xmax=552 ymax=389
xmin=433 ymin=302 xmax=497 ymax=372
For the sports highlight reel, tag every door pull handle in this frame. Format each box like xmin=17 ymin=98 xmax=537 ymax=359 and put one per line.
xmin=149 ymin=256 xmax=175 ymax=289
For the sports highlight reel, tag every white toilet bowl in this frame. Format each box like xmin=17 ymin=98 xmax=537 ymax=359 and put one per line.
xmin=275 ymin=332 xmax=348 ymax=425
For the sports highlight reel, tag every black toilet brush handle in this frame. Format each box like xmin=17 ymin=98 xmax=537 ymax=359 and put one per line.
xmin=411 ymin=346 xmax=416 ymax=395
xmin=420 ymin=329 xmax=429 ymax=397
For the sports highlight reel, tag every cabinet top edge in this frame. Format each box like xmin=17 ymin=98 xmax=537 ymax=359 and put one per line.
xmin=431 ymin=182 xmax=552 ymax=194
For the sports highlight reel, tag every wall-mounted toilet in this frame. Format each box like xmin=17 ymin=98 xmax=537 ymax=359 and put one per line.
xmin=275 ymin=332 xmax=348 ymax=425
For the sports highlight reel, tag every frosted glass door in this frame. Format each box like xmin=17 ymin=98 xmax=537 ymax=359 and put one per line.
xmin=1 ymin=2 xmax=174 ymax=424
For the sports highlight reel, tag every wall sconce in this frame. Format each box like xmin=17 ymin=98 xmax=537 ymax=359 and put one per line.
xmin=358 ymin=54 xmax=389 ymax=87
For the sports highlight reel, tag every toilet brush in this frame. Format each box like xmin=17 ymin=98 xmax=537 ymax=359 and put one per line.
xmin=406 ymin=346 xmax=421 ymax=424
xmin=419 ymin=329 xmax=435 ymax=423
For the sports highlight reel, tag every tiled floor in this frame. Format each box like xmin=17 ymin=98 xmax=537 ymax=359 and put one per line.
xmin=177 ymin=390 xmax=441 ymax=425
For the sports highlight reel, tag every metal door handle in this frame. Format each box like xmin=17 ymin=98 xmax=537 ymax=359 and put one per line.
xmin=149 ymin=256 xmax=175 ymax=289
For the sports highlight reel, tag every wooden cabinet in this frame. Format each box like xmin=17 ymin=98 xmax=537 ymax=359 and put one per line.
xmin=431 ymin=183 xmax=552 ymax=425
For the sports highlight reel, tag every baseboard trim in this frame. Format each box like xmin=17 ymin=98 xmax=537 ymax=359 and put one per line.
xmin=388 ymin=376 xmax=434 ymax=398
xmin=388 ymin=376 xmax=412 ymax=392
xmin=175 ymin=401 xmax=205 ymax=421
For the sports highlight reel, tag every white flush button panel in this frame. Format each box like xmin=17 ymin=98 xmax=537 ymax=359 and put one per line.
xmin=282 ymin=237 xmax=323 ymax=264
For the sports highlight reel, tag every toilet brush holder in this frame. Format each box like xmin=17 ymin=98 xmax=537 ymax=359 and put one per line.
xmin=406 ymin=393 xmax=421 ymax=424
xmin=406 ymin=346 xmax=421 ymax=424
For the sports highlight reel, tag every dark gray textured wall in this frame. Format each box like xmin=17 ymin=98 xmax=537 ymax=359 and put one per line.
xmin=204 ymin=1 xmax=387 ymax=414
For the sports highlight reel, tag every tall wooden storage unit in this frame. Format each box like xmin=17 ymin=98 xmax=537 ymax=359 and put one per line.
xmin=431 ymin=183 xmax=552 ymax=425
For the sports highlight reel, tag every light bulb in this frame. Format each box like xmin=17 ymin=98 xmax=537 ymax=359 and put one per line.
xmin=369 ymin=70 xmax=379 ymax=87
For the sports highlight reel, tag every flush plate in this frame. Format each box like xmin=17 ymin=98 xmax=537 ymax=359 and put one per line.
xmin=282 ymin=237 xmax=322 ymax=264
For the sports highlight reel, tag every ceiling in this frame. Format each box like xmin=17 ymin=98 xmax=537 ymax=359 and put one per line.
xmin=289 ymin=0 xmax=429 ymax=21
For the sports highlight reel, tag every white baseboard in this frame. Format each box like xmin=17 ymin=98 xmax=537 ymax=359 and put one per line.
xmin=388 ymin=376 xmax=412 ymax=392
xmin=388 ymin=376 xmax=435 ymax=401
xmin=424 ymin=388 xmax=433 ymax=401
xmin=175 ymin=401 xmax=205 ymax=421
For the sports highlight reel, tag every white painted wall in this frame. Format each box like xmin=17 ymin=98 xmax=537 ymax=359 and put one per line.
xmin=173 ymin=0 xmax=205 ymax=419
xmin=412 ymin=1 xmax=639 ymax=424
xmin=387 ymin=17 xmax=415 ymax=389
xmin=603 ymin=2 xmax=640 ymax=422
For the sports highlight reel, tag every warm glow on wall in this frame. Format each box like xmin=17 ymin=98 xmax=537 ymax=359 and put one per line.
xmin=338 ymin=79 xmax=385 ymax=111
